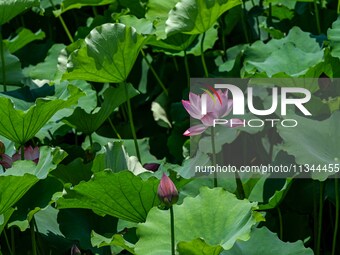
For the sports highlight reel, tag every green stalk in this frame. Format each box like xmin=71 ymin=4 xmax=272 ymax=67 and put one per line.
xmin=172 ymin=57 xmax=179 ymax=72
xmin=313 ymin=0 xmax=321 ymax=34
xmin=30 ymin=219 xmax=37 ymax=255
xmin=251 ymin=0 xmax=261 ymax=38
xmin=313 ymin=185 xmax=318 ymax=252
xmin=338 ymin=0 xmax=340 ymax=13
xmin=277 ymin=207 xmax=283 ymax=240
xmin=89 ymin=133 xmax=93 ymax=147
xmin=141 ymin=50 xmax=168 ymax=96
xmin=316 ymin=181 xmax=325 ymax=255
xmin=59 ymin=15 xmax=74 ymax=43
xmin=200 ymin=32 xmax=209 ymax=78
xmin=0 ymin=28 xmax=7 ymax=92
xmin=240 ymin=1 xmax=250 ymax=43
xmin=170 ymin=206 xmax=175 ymax=255
xmin=92 ymin=6 xmax=98 ymax=16
xmin=219 ymin=17 xmax=227 ymax=59
xmin=21 ymin=146 xmax=25 ymax=160
xmin=108 ymin=117 xmax=122 ymax=140
xmin=124 ymin=83 xmax=141 ymax=162
xmin=48 ymin=0 xmax=74 ymax=43
xmin=3 ymin=229 xmax=13 ymax=255
xmin=184 ymin=50 xmax=191 ymax=87
xmin=332 ymin=178 xmax=339 ymax=255
xmin=211 ymin=126 xmax=217 ymax=187
xmin=11 ymin=228 xmax=15 ymax=255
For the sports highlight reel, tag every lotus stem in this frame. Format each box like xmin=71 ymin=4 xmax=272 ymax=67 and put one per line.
xmin=124 ymin=82 xmax=141 ymax=162
xmin=0 ymin=28 xmax=7 ymax=92
xmin=316 ymin=181 xmax=325 ymax=255
xmin=200 ymin=32 xmax=209 ymax=78
xmin=170 ymin=206 xmax=175 ymax=255
xmin=211 ymin=126 xmax=217 ymax=187
xmin=332 ymin=178 xmax=339 ymax=255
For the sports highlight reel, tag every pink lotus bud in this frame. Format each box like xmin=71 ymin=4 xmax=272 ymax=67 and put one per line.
xmin=71 ymin=244 xmax=81 ymax=255
xmin=0 ymin=141 xmax=5 ymax=154
xmin=143 ymin=163 xmax=160 ymax=172
xmin=12 ymin=146 xmax=39 ymax=164
xmin=158 ymin=173 xmax=178 ymax=207
xmin=0 ymin=153 xmax=12 ymax=169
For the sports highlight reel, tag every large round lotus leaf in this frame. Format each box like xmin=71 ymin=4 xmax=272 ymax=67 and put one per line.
xmin=277 ymin=112 xmax=340 ymax=181
xmin=165 ymin=0 xmax=241 ymax=35
xmin=135 ymin=187 xmax=263 ymax=255
xmin=63 ymin=23 xmax=147 ymax=83
xmin=223 ymin=227 xmax=313 ymax=255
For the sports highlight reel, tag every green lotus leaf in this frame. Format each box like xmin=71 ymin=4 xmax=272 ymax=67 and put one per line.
xmin=145 ymin=0 xmax=179 ymax=39
xmin=135 ymin=187 xmax=263 ymax=255
xmin=0 ymin=174 xmax=37 ymax=217
xmin=0 ymin=47 xmax=24 ymax=86
xmin=54 ymin=0 xmax=115 ymax=16
xmin=23 ymin=44 xmax=65 ymax=81
xmin=242 ymin=27 xmax=324 ymax=77
xmin=91 ymin=231 xmax=134 ymax=253
xmin=223 ymin=227 xmax=313 ymax=255
xmin=64 ymin=83 xmax=139 ymax=134
xmin=328 ymin=17 xmax=340 ymax=59
xmin=178 ymin=238 xmax=223 ymax=255
xmin=277 ymin=112 xmax=340 ymax=181
xmin=4 ymin=28 xmax=45 ymax=53
xmin=0 ymin=0 xmax=39 ymax=26
xmin=165 ymin=0 xmax=241 ymax=35
xmin=57 ymin=170 xmax=160 ymax=223
xmin=0 ymin=85 xmax=83 ymax=144
xmin=63 ymin=23 xmax=147 ymax=83
xmin=0 ymin=146 xmax=66 ymax=223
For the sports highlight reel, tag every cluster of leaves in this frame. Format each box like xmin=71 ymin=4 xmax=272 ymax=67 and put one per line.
xmin=0 ymin=0 xmax=340 ymax=254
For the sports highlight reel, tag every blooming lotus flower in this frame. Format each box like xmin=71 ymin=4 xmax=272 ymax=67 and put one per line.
xmin=158 ymin=173 xmax=178 ymax=207
xmin=182 ymin=90 xmax=244 ymax=136
xmin=12 ymin=146 xmax=39 ymax=164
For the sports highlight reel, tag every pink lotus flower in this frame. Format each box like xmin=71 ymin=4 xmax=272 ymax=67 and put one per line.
xmin=0 ymin=141 xmax=12 ymax=169
xmin=158 ymin=173 xmax=178 ymax=207
xmin=12 ymin=146 xmax=40 ymax=164
xmin=0 ymin=153 xmax=12 ymax=169
xmin=182 ymin=90 xmax=244 ymax=136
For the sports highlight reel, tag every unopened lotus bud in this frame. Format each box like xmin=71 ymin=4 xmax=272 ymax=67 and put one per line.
xmin=158 ymin=173 xmax=178 ymax=207
xmin=143 ymin=163 xmax=160 ymax=172
xmin=71 ymin=244 xmax=81 ymax=255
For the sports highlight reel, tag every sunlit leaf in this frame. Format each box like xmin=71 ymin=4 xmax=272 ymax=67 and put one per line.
xmin=0 ymin=0 xmax=39 ymax=25
xmin=91 ymin=231 xmax=135 ymax=253
xmin=57 ymin=170 xmax=160 ymax=223
xmin=54 ymin=0 xmax=116 ymax=16
xmin=0 ymin=48 xmax=24 ymax=86
xmin=328 ymin=17 xmax=340 ymax=59
xmin=64 ymin=83 xmax=138 ymax=134
xmin=145 ymin=0 xmax=179 ymax=39
xmin=23 ymin=44 xmax=65 ymax=81
xmin=242 ymin=27 xmax=324 ymax=77
xmin=63 ymin=23 xmax=147 ymax=83
xmin=277 ymin=112 xmax=340 ymax=181
xmin=0 ymin=85 xmax=83 ymax=144
xmin=165 ymin=0 xmax=241 ymax=35
xmin=178 ymin=238 xmax=223 ymax=255
xmin=4 ymin=28 xmax=45 ymax=53
xmin=135 ymin=187 xmax=263 ymax=254
xmin=223 ymin=227 xmax=313 ymax=255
